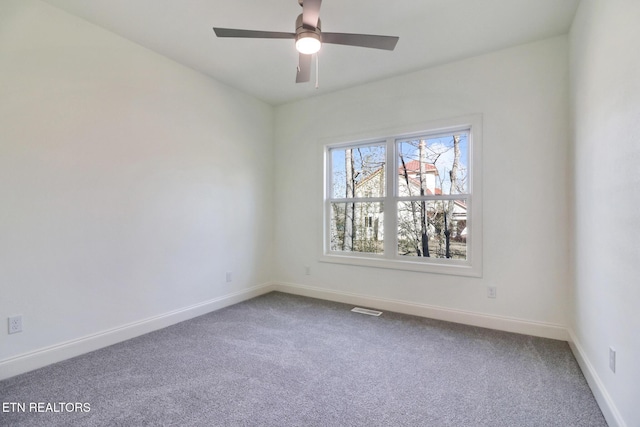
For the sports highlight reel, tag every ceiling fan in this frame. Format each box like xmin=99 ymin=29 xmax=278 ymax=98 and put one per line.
xmin=213 ymin=0 xmax=399 ymax=83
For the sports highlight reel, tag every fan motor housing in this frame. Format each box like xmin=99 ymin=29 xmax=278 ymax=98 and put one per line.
xmin=296 ymin=14 xmax=322 ymax=39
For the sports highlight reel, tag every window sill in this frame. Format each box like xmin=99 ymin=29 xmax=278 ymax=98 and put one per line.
xmin=319 ymin=253 xmax=482 ymax=277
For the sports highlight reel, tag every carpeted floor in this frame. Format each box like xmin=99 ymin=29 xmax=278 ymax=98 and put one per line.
xmin=1 ymin=292 xmax=607 ymax=426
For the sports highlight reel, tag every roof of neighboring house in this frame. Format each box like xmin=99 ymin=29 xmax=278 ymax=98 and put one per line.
xmin=401 ymin=173 xmax=443 ymax=195
xmin=399 ymin=160 xmax=438 ymax=174
xmin=354 ymin=161 xmax=445 ymax=196
xmin=401 ymin=171 xmax=442 ymax=196
xmin=353 ymin=167 xmax=384 ymax=190
xmin=356 ymin=161 xmax=439 ymax=187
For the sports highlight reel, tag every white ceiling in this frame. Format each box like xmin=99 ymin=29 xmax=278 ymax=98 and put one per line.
xmin=40 ymin=0 xmax=580 ymax=106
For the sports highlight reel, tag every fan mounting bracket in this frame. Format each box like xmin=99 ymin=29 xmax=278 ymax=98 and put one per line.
xmin=296 ymin=14 xmax=321 ymax=34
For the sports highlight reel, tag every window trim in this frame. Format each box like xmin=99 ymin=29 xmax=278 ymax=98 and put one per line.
xmin=320 ymin=115 xmax=483 ymax=277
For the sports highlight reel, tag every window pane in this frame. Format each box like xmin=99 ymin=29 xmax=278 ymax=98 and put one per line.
xmin=397 ymin=200 xmax=467 ymax=259
xmin=330 ymin=144 xmax=386 ymax=199
xmin=397 ymin=133 xmax=468 ymax=196
xmin=330 ymin=202 xmax=384 ymax=254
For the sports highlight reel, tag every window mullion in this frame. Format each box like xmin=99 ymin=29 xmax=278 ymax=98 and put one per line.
xmin=322 ymin=114 xmax=481 ymax=277
xmin=324 ymin=146 xmax=332 ymax=254
xmin=328 ymin=197 xmax=386 ymax=203
xmin=383 ymin=137 xmax=396 ymax=257
xmin=396 ymin=194 xmax=470 ymax=202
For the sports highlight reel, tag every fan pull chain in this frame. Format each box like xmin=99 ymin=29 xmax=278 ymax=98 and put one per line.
xmin=315 ymin=52 xmax=319 ymax=89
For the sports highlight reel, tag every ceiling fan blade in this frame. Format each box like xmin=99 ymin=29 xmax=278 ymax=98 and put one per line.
xmin=213 ymin=28 xmax=295 ymax=39
xmin=302 ymin=0 xmax=322 ymax=28
xmin=322 ymin=32 xmax=399 ymax=50
xmin=296 ymin=53 xmax=312 ymax=83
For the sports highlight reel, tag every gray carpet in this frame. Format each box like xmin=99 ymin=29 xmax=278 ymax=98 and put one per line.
xmin=1 ymin=292 xmax=606 ymax=426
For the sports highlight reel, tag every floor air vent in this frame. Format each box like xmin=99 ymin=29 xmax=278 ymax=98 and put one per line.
xmin=351 ymin=307 xmax=383 ymax=316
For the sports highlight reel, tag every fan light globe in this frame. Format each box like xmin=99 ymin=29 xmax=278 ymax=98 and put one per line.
xmin=296 ymin=35 xmax=321 ymax=54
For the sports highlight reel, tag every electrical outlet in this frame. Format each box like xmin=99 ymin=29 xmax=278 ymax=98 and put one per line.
xmin=305 ymin=266 xmax=311 ymax=275
xmin=225 ymin=272 xmax=232 ymax=283
xmin=609 ymin=347 xmax=616 ymax=373
xmin=8 ymin=316 xmax=22 ymax=334
xmin=487 ymin=286 xmax=497 ymax=299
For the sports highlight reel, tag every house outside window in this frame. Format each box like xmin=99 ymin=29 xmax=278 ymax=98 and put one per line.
xmin=323 ymin=116 xmax=482 ymax=277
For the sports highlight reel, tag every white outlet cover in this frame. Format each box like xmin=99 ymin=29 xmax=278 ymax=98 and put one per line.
xmin=8 ymin=315 xmax=23 ymax=334
xmin=487 ymin=287 xmax=497 ymax=298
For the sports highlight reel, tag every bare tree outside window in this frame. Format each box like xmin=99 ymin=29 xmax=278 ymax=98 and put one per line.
xmin=324 ymin=118 xmax=481 ymax=276
xmin=396 ymin=133 xmax=468 ymax=259
xmin=329 ymin=144 xmax=385 ymax=254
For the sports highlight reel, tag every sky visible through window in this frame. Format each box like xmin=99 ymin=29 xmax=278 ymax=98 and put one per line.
xmin=398 ymin=133 xmax=469 ymax=195
xmin=330 ymin=133 xmax=468 ymax=198
xmin=331 ymin=144 xmax=385 ymax=199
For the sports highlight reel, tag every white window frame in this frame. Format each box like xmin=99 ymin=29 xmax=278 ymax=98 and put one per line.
xmin=321 ymin=115 xmax=482 ymax=277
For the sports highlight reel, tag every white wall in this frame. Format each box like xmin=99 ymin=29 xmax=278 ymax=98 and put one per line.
xmin=570 ymin=0 xmax=640 ymax=425
xmin=0 ymin=0 xmax=274 ymax=367
xmin=274 ymin=37 xmax=570 ymax=336
xmin=2 ymin=1 xmax=637 ymax=423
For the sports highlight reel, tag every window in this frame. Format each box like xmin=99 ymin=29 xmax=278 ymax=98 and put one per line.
xmin=323 ymin=116 xmax=482 ymax=277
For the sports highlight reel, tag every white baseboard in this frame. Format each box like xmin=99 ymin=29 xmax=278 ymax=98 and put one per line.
xmin=272 ymin=282 xmax=568 ymax=341
xmin=4 ymin=282 xmax=620 ymax=426
xmin=567 ymin=329 xmax=626 ymax=427
xmin=0 ymin=282 xmax=275 ymax=381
